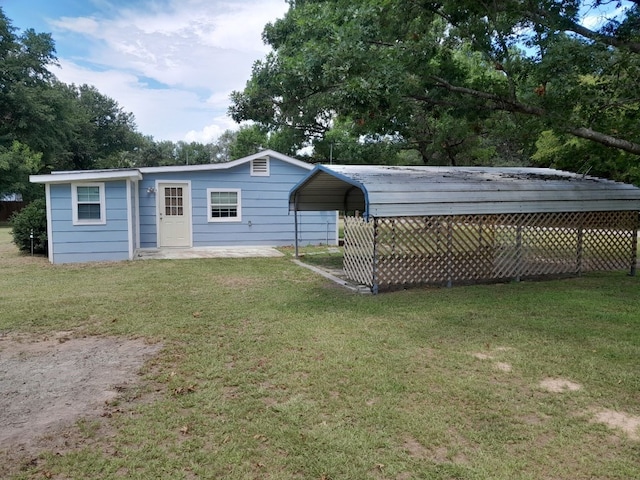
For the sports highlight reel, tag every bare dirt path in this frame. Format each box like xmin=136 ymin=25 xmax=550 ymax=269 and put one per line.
xmin=0 ymin=332 xmax=161 ymax=450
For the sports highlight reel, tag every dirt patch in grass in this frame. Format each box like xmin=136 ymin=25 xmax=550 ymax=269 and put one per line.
xmin=472 ymin=352 xmax=493 ymax=360
xmin=590 ymin=409 xmax=640 ymax=440
xmin=402 ymin=435 xmax=431 ymax=459
xmin=539 ymin=378 xmax=582 ymax=393
xmin=494 ymin=362 xmax=512 ymax=372
xmin=0 ymin=332 xmax=162 ymax=452
xmin=402 ymin=436 xmax=468 ymax=465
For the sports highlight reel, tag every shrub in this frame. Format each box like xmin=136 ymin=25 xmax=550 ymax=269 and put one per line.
xmin=10 ymin=199 xmax=47 ymax=254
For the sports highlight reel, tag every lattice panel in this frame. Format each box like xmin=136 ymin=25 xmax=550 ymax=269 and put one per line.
xmin=347 ymin=211 xmax=638 ymax=290
xmin=582 ymin=212 xmax=637 ymax=271
xmin=343 ymin=216 xmax=375 ymax=286
xmin=374 ymin=216 xmax=496 ymax=286
xmin=492 ymin=213 xmax=579 ymax=279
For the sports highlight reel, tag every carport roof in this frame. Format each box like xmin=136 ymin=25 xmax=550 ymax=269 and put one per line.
xmin=289 ymin=164 xmax=640 ymax=217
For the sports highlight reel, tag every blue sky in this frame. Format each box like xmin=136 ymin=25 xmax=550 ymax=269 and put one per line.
xmin=2 ymin=1 xmax=631 ymax=144
xmin=2 ymin=0 xmax=289 ymax=143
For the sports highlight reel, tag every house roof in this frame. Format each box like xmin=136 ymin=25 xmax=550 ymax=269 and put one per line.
xmin=30 ymin=169 xmax=143 ymax=184
xmin=137 ymin=150 xmax=312 ymax=174
xmin=290 ymin=164 xmax=640 ymax=217
xmin=30 ymin=150 xmax=312 ymax=184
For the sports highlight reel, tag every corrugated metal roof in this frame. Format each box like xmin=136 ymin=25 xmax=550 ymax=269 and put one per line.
xmin=290 ymin=165 xmax=640 ymax=217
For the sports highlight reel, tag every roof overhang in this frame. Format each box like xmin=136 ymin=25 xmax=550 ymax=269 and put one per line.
xmin=139 ymin=149 xmax=313 ymax=174
xmin=30 ymin=169 xmax=142 ymax=184
xmin=30 ymin=150 xmax=313 ymax=185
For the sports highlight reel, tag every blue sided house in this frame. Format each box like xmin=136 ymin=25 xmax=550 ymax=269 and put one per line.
xmin=30 ymin=150 xmax=338 ymax=264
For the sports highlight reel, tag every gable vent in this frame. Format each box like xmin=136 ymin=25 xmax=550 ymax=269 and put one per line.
xmin=251 ymin=158 xmax=270 ymax=176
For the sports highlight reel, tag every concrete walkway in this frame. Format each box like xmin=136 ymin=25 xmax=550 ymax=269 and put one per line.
xmin=135 ymin=246 xmax=284 ymax=260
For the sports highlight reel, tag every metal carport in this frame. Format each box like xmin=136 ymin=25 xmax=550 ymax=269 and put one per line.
xmin=290 ymin=165 xmax=640 ymax=292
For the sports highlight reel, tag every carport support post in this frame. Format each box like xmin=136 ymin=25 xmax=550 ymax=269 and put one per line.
xmin=576 ymin=213 xmax=584 ymax=276
xmin=372 ymin=217 xmax=379 ymax=295
xmin=515 ymin=224 xmax=523 ymax=282
xmin=446 ymin=220 xmax=453 ymax=288
xmin=294 ymin=208 xmax=299 ymax=258
xmin=630 ymin=223 xmax=638 ymax=277
xmin=294 ymin=193 xmax=299 ymax=258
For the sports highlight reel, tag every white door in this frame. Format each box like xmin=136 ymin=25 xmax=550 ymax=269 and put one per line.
xmin=158 ymin=183 xmax=191 ymax=247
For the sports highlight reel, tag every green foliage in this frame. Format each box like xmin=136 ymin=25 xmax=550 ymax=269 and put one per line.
xmin=10 ymin=199 xmax=47 ymax=254
xmin=533 ymin=130 xmax=640 ymax=185
xmin=228 ymin=125 xmax=268 ymax=159
xmin=48 ymin=83 xmax=142 ymax=171
xmin=213 ymin=130 xmax=239 ymax=162
xmin=171 ymin=141 xmax=215 ymax=165
xmin=231 ymin=0 xmax=640 ymax=174
xmin=311 ymin=118 xmax=407 ymax=164
xmin=226 ymin=124 xmax=303 ymax=160
xmin=0 ymin=8 xmax=142 ymax=176
xmin=0 ymin=141 xmax=43 ymax=201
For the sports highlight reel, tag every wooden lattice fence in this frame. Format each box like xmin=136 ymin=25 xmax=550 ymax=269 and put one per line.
xmin=343 ymin=211 xmax=639 ymax=291
xmin=343 ymin=215 xmax=375 ymax=286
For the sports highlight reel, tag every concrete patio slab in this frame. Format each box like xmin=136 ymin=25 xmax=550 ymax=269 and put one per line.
xmin=135 ymin=246 xmax=285 ymax=260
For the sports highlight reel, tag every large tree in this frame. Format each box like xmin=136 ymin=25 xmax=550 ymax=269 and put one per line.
xmin=231 ymin=0 xmax=640 ymax=178
xmin=0 ymin=9 xmax=58 ymax=164
xmin=48 ymin=83 xmax=142 ymax=171
xmin=0 ymin=141 xmax=42 ymax=201
xmin=0 ymin=8 xmax=145 ymax=199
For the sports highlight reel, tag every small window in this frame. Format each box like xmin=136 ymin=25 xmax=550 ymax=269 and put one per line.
xmin=251 ymin=158 xmax=269 ymax=176
xmin=72 ymin=183 xmax=106 ymax=225
xmin=164 ymin=187 xmax=184 ymax=216
xmin=207 ymin=188 xmax=241 ymax=222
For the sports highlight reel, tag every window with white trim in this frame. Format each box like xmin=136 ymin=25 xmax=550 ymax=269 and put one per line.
xmin=250 ymin=158 xmax=269 ymax=176
xmin=72 ymin=183 xmax=106 ymax=225
xmin=207 ymin=188 xmax=241 ymax=222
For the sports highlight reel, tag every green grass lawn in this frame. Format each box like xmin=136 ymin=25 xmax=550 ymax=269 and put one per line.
xmin=1 ymin=226 xmax=639 ymax=479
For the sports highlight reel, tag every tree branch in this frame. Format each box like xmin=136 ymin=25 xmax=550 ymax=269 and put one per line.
xmin=567 ymin=127 xmax=640 ymax=155
xmin=527 ymin=9 xmax=640 ymax=55
xmin=429 ymin=77 xmax=640 ymax=155
xmin=430 ymin=76 xmax=545 ymax=116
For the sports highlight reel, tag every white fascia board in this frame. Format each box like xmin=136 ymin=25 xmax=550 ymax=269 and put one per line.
xmin=30 ymin=170 xmax=142 ymax=184
xmin=139 ymin=149 xmax=313 ymax=174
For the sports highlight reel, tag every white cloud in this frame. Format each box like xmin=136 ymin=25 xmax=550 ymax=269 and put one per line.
xmin=46 ymin=0 xmax=289 ymax=142
xmin=206 ymin=91 xmax=235 ymax=108
xmin=185 ymin=116 xmax=238 ymax=143
xmin=50 ymin=16 xmax=99 ymax=34
xmin=53 ymin=59 xmax=229 ymax=142
xmin=580 ymin=3 xmax=630 ymax=30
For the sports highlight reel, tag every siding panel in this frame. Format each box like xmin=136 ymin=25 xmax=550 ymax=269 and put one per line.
xmin=49 ymin=181 xmax=131 ymax=263
xmin=139 ymin=157 xmax=336 ymax=248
